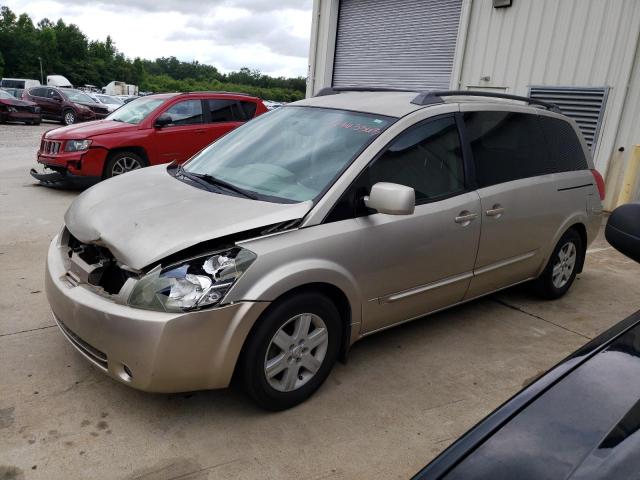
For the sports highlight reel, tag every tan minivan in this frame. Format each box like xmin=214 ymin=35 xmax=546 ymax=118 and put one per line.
xmin=46 ymin=89 xmax=604 ymax=410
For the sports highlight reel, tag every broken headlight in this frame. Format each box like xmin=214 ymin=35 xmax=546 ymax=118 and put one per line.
xmin=127 ymin=247 xmax=256 ymax=312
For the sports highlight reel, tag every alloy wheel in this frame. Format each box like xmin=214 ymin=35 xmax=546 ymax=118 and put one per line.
xmin=552 ymin=241 xmax=577 ymax=289
xmin=64 ymin=112 xmax=76 ymax=125
xmin=264 ymin=313 xmax=329 ymax=392
xmin=111 ymin=156 xmax=142 ymax=176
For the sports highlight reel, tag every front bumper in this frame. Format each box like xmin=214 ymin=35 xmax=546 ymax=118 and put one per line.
xmin=3 ymin=111 xmax=41 ymax=123
xmin=32 ymin=147 xmax=109 ymax=188
xmin=45 ymin=234 xmax=269 ymax=393
xmin=30 ymin=167 xmax=99 ymax=189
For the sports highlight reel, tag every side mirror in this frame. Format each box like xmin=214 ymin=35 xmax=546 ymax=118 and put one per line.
xmin=154 ymin=113 xmax=173 ymax=128
xmin=606 ymin=202 xmax=640 ymax=263
xmin=52 ymin=95 xmax=62 ymax=102
xmin=364 ymin=182 xmax=415 ymax=215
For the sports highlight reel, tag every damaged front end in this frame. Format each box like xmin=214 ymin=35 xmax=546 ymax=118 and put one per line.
xmin=59 ymin=218 xmax=302 ymax=312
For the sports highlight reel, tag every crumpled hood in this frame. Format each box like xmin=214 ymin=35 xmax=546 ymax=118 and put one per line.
xmin=64 ymin=165 xmax=312 ymax=270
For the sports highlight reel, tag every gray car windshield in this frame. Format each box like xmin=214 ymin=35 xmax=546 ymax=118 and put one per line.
xmin=184 ymin=106 xmax=394 ymax=203
xmin=107 ymin=97 xmax=165 ymax=124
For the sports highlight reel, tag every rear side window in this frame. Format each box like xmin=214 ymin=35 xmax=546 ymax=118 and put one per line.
xmin=463 ymin=111 xmax=553 ymax=188
xmin=30 ymin=87 xmax=47 ymax=97
xmin=207 ymin=99 xmax=237 ymax=122
xmin=538 ymin=116 xmax=588 ymax=172
xmin=238 ymin=101 xmax=257 ymax=119
xmin=368 ymin=115 xmax=465 ymax=203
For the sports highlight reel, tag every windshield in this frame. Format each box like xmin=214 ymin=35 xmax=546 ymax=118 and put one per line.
xmin=184 ymin=106 xmax=394 ymax=203
xmin=97 ymin=95 xmax=123 ymax=105
xmin=63 ymin=90 xmax=95 ymax=104
xmin=0 ymin=90 xmax=13 ymax=99
xmin=107 ymin=97 xmax=165 ymax=125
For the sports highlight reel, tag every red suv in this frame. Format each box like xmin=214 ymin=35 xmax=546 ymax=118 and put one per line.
xmin=23 ymin=87 xmax=110 ymax=125
xmin=30 ymin=92 xmax=268 ymax=187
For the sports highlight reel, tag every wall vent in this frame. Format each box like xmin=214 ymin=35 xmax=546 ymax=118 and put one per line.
xmin=529 ymin=86 xmax=609 ymax=151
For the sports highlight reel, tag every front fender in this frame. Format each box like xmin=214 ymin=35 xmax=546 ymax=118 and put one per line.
xmin=226 ymin=258 xmax=363 ymax=337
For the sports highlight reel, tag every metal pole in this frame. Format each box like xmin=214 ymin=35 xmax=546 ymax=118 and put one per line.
xmin=616 ymin=145 xmax=640 ymax=207
xmin=38 ymin=57 xmax=43 ymax=84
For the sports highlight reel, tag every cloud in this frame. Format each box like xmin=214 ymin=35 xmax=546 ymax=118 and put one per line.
xmin=173 ymin=10 xmax=310 ymax=58
xmin=2 ymin=0 xmax=312 ymax=77
xmin=39 ymin=0 xmax=311 ymax=14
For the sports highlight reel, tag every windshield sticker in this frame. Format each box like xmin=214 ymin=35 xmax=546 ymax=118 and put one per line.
xmin=331 ymin=120 xmax=384 ymax=136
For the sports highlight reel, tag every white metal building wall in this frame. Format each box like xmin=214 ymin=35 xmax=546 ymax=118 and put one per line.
xmin=455 ymin=0 xmax=640 ymax=180
xmin=606 ymin=42 xmax=640 ymax=205
xmin=332 ymin=0 xmax=462 ymax=90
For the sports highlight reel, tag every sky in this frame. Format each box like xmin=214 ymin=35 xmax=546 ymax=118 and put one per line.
xmin=2 ymin=0 xmax=313 ymax=78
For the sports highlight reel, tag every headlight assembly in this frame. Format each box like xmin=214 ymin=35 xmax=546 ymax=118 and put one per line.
xmin=65 ymin=140 xmax=92 ymax=152
xmin=127 ymin=247 xmax=256 ymax=312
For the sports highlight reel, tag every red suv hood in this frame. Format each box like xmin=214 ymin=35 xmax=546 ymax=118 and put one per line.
xmin=44 ymin=119 xmax=137 ymax=140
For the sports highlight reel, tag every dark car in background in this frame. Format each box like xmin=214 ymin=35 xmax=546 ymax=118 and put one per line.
xmin=0 ymin=88 xmax=41 ymax=125
xmin=414 ymin=202 xmax=640 ymax=480
xmin=23 ymin=86 xmax=109 ymax=125
xmin=30 ymin=91 xmax=268 ymax=186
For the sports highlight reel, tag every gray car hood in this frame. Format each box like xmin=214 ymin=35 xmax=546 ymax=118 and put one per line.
xmin=64 ymin=165 xmax=312 ymax=270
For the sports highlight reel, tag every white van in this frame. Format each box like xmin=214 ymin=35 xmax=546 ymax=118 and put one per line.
xmin=0 ymin=78 xmax=41 ymax=89
xmin=47 ymin=75 xmax=73 ymax=88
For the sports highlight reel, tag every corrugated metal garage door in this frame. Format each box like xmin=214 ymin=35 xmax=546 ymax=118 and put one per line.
xmin=332 ymin=0 xmax=462 ymax=90
xmin=529 ymin=86 xmax=609 ymax=151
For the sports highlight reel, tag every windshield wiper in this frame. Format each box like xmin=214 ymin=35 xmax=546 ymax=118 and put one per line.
xmin=191 ymin=172 xmax=258 ymax=200
xmin=172 ymin=165 xmax=257 ymax=199
xmin=172 ymin=164 xmax=218 ymax=193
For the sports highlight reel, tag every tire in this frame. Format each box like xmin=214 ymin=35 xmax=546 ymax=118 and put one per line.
xmin=62 ymin=109 xmax=76 ymax=125
xmin=239 ymin=292 xmax=342 ymax=411
xmin=533 ymin=229 xmax=584 ymax=299
xmin=103 ymin=151 xmax=146 ymax=179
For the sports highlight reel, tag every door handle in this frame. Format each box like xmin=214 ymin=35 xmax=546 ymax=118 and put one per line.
xmin=486 ymin=205 xmax=505 ymax=217
xmin=454 ymin=212 xmax=478 ymax=225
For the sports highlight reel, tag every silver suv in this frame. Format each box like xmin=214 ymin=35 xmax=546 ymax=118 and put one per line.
xmin=45 ymin=89 xmax=604 ymax=410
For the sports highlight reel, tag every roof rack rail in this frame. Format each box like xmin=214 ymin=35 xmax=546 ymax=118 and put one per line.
xmin=179 ymin=90 xmax=256 ymax=97
xmin=411 ymin=90 xmax=562 ymax=113
xmin=315 ymin=86 xmax=416 ymax=97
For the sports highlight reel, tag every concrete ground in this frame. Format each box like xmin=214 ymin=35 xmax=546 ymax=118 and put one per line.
xmin=1 ymin=122 xmax=639 ymax=480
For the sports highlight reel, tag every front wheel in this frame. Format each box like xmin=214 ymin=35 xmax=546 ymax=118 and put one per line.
xmin=239 ymin=292 xmax=342 ymax=411
xmin=103 ymin=151 xmax=146 ymax=179
xmin=62 ymin=110 xmax=76 ymax=125
xmin=534 ymin=229 xmax=584 ymax=299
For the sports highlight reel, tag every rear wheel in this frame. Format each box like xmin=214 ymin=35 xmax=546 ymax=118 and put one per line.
xmin=62 ymin=109 xmax=76 ymax=125
xmin=239 ymin=292 xmax=341 ymax=411
xmin=103 ymin=151 xmax=146 ymax=178
xmin=534 ymin=229 xmax=583 ymax=299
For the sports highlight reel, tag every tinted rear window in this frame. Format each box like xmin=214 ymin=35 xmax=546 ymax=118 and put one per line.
xmin=30 ymin=87 xmax=47 ymax=97
xmin=464 ymin=111 xmax=552 ymax=187
xmin=538 ymin=116 xmax=588 ymax=172
xmin=207 ymin=99 xmax=236 ymax=122
xmin=239 ymin=101 xmax=257 ymax=119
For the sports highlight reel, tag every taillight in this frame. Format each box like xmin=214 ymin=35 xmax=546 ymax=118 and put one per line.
xmin=591 ymin=169 xmax=605 ymax=200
